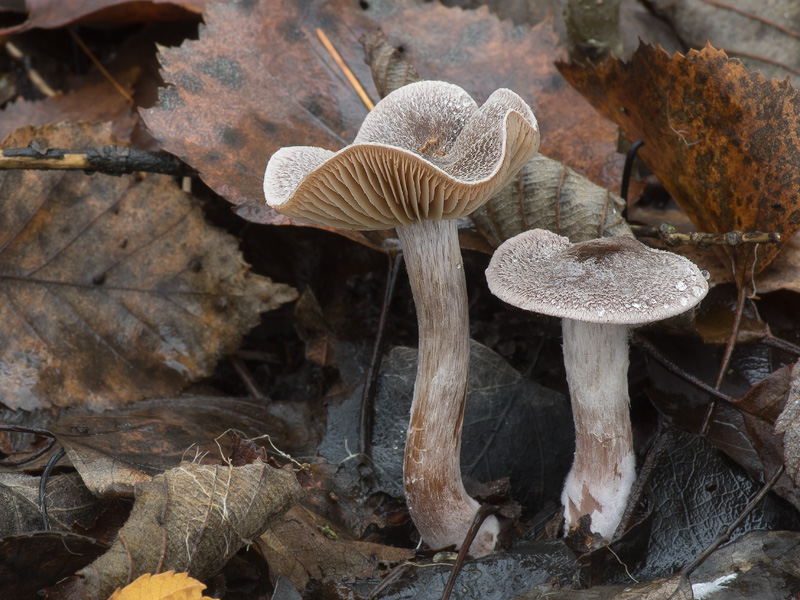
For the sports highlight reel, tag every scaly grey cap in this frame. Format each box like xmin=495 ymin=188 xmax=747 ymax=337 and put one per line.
xmin=486 ymin=229 xmax=709 ymax=325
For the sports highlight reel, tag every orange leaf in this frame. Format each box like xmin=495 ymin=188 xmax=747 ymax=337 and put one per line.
xmin=109 ymin=571 xmax=217 ymax=600
xmin=558 ymin=43 xmax=800 ymax=285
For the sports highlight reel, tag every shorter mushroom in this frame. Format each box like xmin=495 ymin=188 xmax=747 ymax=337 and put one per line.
xmin=486 ymin=229 xmax=708 ymax=539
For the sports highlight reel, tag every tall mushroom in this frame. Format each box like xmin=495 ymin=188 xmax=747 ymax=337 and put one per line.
xmin=264 ymin=81 xmax=540 ymax=556
xmin=486 ymin=229 xmax=708 ymax=539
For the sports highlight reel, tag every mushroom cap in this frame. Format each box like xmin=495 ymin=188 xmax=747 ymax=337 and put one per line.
xmin=486 ymin=229 xmax=709 ymax=325
xmin=263 ymin=80 xmax=540 ymax=230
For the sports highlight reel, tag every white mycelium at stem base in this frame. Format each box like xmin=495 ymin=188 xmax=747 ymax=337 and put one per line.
xmin=263 ymin=81 xmax=540 ymax=556
xmin=485 ymin=229 xmax=709 ymax=540
xmin=398 ymin=218 xmax=499 ymax=555
xmin=560 ymin=319 xmax=635 ymax=539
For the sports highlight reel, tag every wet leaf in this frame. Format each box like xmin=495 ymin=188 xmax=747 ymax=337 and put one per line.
xmin=256 ymin=504 xmax=413 ymax=590
xmin=0 ymin=531 xmax=108 ymax=599
xmin=109 ymin=571 xmax=217 ymax=600
xmin=48 ymin=395 xmax=318 ymax=498
xmin=0 ymin=0 xmax=205 ymax=33
xmin=0 ymin=471 xmax=109 ymax=537
xmin=320 ymin=340 xmax=573 ymax=519
xmin=142 ymin=0 xmax=622 ymax=248
xmin=518 ymin=531 xmax=800 ymax=600
xmin=558 ymin=43 xmax=800 ymax=284
xmin=0 ymin=123 xmax=297 ymax=411
xmin=54 ymin=461 xmax=304 ymax=600
xmin=694 ymin=284 xmax=771 ymax=344
xmin=471 ymin=154 xmax=634 ymax=247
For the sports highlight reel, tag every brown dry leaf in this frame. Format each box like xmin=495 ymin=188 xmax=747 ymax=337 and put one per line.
xmin=109 ymin=571 xmax=217 ymax=600
xmin=142 ymin=0 xmax=621 ymax=249
xmin=47 ymin=396 xmax=317 ymax=498
xmin=775 ymin=361 xmax=800 ymax=487
xmin=55 ymin=461 xmax=304 ymax=600
xmin=0 ymin=471 xmax=108 ymax=537
xmin=472 ymin=154 xmax=633 ymax=247
xmin=256 ymin=504 xmax=413 ymax=590
xmin=0 ymin=67 xmax=141 ymax=143
xmin=557 ymin=43 xmax=800 ymax=285
xmin=293 ymin=289 xmax=337 ymax=368
xmin=0 ymin=0 xmax=205 ymax=33
xmin=0 ymin=123 xmax=297 ymax=412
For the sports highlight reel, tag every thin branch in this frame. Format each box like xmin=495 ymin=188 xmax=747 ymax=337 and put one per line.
xmin=0 ymin=145 xmax=195 ymax=177
xmin=632 ymin=224 xmax=780 ymax=248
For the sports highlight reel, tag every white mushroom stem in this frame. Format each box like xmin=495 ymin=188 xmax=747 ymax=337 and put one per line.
xmin=560 ymin=319 xmax=636 ymax=539
xmin=397 ymin=218 xmax=499 ymax=557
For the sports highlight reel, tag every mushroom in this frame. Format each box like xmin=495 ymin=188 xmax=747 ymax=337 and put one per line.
xmin=485 ymin=229 xmax=708 ymax=539
xmin=263 ymin=81 xmax=540 ymax=556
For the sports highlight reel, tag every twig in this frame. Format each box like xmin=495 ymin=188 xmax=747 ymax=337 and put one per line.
xmin=633 ymin=335 xmax=737 ymax=405
xmin=441 ymin=504 xmax=498 ymax=600
xmin=631 ymin=224 xmax=780 ymax=248
xmin=760 ymin=333 xmax=800 ymax=356
xmin=359 ymin=250 xmax=403 ymax=460
xmin=0 ymin=145 xmax=195 ymax=176
xmin=316 ymin=27 xmax=374 ymax=110
xmin=40 ymin=447 xmax=66 ymax=531
xmin=5 ymin=40 xmax=58 ymax=97
xmin=68 ymin=28 xmax=133 ymax=103
xmin=229 ymin=355 xmax=267 ymax=400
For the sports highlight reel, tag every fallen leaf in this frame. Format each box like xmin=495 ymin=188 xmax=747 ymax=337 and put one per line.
xmin=774 ymin=361 xmax=800 ymax=487
xmin=558 ymin=43 xmax=800 ymax=285
xmin=0 ymin=122 xmax=297 ymax=411
xmin=47 ymin=396 xmax=319 ymax=498
xmin=109 ymin=571 xmax=217 ymax=600
xmin=471 ymin=154 xmax=633 ymax=247
xmin=0 ymin=0 xmax=205 ymax=33
xmin=54 ymin=461 xmax=304 ymax=600
xmin=257 ymin=504 xmax=413 ymax=590
xmin=0 ymin=471 xmax=109 ymax=537
xmin=0 ymin=67 xmax=140 ymax=143
xmin=142 ymin=0 xmax=622 ymax=247
xmin=0 ymin=531 xmax=108 ymax=599
xmin=649 ymin=0 xmax=800 ymax=82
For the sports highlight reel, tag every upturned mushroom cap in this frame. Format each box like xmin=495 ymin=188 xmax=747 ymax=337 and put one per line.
xmin=486 ymin=229 xmax=709 ymax=325
xmin=264 ymin=80 xmax=540 ymax=229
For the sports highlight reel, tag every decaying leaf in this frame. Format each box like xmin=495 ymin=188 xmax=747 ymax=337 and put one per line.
xmin=0 ymin=123 xmax=297 ymax=411
xmin=143 ymin=0 xmax=622 ymax=247
xmin=46 ymin=395 xmax=319 ymax=498
xmin=360 ymin=29 xmax=421 ymax=100
xmin=0 ymin=532 xmax=108 ymax=600
xmin=0 ymin=67 xmax=141 ymax=143
xmin=0 ymin=0 xmax=205 ymax=33
xmin=775 ymin=361 xmax=800 ymax=485
xmin=558 ymin=43 xmax=800 ymax=284
xmin=471 ymin=154 xmax=634 ymax=247
xmin=109 ymin=571 xmax=217 ymax=600
xmin=648 ymin=0 xmax=800 ymax=82
xmin=55 ymin=461 xmax=304 ymax=600
xmin=0 ymin=471 xmax=108 ymax=537
xmin=257 ymin=504 xmax=413 ymax=590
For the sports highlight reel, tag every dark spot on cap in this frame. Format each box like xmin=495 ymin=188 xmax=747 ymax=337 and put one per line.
xmin=92 ymin=273 xmax=106 ymax=285
xmin=198 ymin=57 xmax=244 ymax=90
xmin=566 ymin=237 xmax=637 ymax=265
xmin=189 ymin=258 xmax=203 ymax=272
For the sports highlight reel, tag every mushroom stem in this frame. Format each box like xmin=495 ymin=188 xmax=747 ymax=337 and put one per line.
xmin=560 ymin=319 xmax=635 ymax=539
xmin=397 ymin=218 xmax=499 ymax=557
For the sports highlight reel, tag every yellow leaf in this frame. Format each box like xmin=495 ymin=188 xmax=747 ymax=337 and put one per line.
xmin=109 ymin=571 xmax=218 ymax=600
